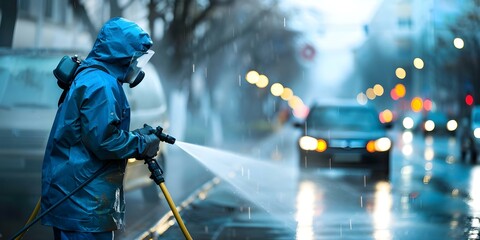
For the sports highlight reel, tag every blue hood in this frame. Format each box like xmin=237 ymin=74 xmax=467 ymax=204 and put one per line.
xmin=77 ymin=17 xmax=153 ymax=81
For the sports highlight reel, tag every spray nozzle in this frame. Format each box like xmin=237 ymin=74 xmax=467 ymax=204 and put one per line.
xmin=154 ymin=126 xmax=176 ymax=144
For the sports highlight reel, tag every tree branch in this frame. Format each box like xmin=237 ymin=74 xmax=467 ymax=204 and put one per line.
xmin=70 ymin=0 xmax=98 ymax=41
xmin=193 ymin=6 xmax=273 ymax=60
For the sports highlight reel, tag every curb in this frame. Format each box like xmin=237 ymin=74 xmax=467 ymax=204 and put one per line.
xmin=135 ymin=177 xmax=222 ymax=240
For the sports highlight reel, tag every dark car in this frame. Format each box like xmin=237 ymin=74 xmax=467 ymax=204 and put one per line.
xmin=458 ymin=106 xmax=480 ymax=164
xmin=421 ymin=111 xmax=457 ymax=136
xmin=294 ymin=102 xmax=392 ymax=179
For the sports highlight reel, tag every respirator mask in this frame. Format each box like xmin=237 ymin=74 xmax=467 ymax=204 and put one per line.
xmin=123 ymin=49 xmax=155 ymax=88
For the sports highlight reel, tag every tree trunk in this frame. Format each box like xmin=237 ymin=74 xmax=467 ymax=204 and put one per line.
xmin=70 ymin=0 xmax=98 ymax=41
xmin=0 ymin=0 xmax=18 ymax=48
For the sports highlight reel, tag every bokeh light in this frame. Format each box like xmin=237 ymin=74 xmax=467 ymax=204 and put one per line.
xmin=466 ymin=94 xmax=474 ymax=106
xmin=395 ymin=68 xmax=406 ymax=79
xmin=424 ymin=120 xmax=435 ymax=132
xmin=447 ymin=120 xmax=458 ymax=132
xmin=394 ymin=84 xmax=406 ymax=98
xmin=390 ymin=89 xmax=399 ymax=100
xmin=270 ymin=83 xmax=284 ymax=96
xmin=403 ymin=117 xmax=414 ymax=129
xmin=281 ymin=87 xmax=293 ymax=100
xmin=256 ymin=74 xmax=269 ymax=88
xmin=380 ymin=109 xmax=393 ymax=123
xmin=413 ymin=58 xmax=424 ymax=69
xmin=411 ymin=97 xmax=423 ymax=112
xmin=288 ymin=95 xmax=303 ymax=109
xmin=357 ymin=92 xmax=368 ymax=105
xmin=366 ymin=88 xmax=376 ymax=100
xmin=453 ymin=37 xmax=464 ymax=49
xmin=245 ymin=70 xmax=259 ymax=84
xmin=423 ymin=99 xmax=433 ymax=111
xmin=373 ymin=84 xmax=384 ymax=96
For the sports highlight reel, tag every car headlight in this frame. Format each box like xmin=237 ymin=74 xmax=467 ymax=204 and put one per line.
xmin=447 ymin=120 xmax=457 ymax=131
xmin=299 ymin=136 xmax=317 ymax=150
xmin=424 ymin=120 xmax=435 ymax=131
xmin=474 ymin=128 xmax=480 ymax=139
xmin=366 ymin=137 xmax=391 ymax=152
xmin=299 ymin=136 xmax=328 ymax=152
xmin=403 ymin=117 xmax=414 ymax=129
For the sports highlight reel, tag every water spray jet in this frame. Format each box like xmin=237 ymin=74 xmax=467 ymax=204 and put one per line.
xmin=174 ymin=141 xmax=299 ymax=231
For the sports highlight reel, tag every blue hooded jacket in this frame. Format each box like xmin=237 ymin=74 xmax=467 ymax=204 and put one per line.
xmin=41 ymin=17 xmax=153 ymax=232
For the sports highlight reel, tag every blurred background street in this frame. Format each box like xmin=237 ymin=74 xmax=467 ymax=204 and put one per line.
xmin=1 ymin=0 xmax=480 ymax=239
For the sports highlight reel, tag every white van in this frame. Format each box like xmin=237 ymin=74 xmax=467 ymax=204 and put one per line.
xmin=0 ymin=48 xmax=169 ymax=201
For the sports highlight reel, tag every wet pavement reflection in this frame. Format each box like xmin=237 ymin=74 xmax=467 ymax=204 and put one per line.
xmin=156 ymin=127 xmax=480 ymax=240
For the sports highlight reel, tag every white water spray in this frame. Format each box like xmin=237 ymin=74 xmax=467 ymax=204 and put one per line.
xmin=175 ymin=141 xmax=299 ymax=229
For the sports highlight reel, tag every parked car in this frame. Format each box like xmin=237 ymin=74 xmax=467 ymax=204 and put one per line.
xmin=0 ymin=48 xmax=169 ymax=201
xmin=458 ymin=106 xmax=480 ymax=164
xmin=294 ymin=101 xmax=392 ymax=179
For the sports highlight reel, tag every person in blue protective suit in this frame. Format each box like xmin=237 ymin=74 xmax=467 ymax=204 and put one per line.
xmin=41 ymin=17 xmax=160 ymax=239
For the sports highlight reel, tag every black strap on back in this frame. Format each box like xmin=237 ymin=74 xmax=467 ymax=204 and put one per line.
xmin=57 ymin=65 xmax=109 ymax=107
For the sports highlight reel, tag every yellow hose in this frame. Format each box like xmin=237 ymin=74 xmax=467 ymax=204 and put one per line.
xmin=15 ymin=198 xmax=41 ymax=240
xmin=159 ymin=182 xmax=193 ymax=240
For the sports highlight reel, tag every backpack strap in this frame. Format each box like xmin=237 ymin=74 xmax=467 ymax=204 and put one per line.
xmin=57 ymin=65 xmax=110 ymax=107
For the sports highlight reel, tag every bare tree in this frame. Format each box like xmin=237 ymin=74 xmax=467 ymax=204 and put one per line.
xmin=436 ymin=1 xmax=480 ymax=107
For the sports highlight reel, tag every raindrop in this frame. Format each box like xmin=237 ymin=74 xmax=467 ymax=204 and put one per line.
xmin=192 ymin=64 xmax=195 ymax=72
xmin=360 ymin=195 xmax=363 ymax=208
xmin=283 ymin=17 xmax=286 ymax=28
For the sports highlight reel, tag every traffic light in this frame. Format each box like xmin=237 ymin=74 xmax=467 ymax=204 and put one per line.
xmin=465 ymin=94 xmax=474 ymax=106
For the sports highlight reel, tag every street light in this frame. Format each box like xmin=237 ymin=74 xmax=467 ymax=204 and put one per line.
xmin=453 ymin=37 xmax=464 ymax=49
xmin=245 ymin=70 xmax=259 ymax=84
xmin=256 ymin=75 xmax=269 ymax=88
xmin=413 ymin=58 xmax=424 ymax=69
xmin=395 ymin=67 xmax=406 ymax=79
xmin=366 ymin=88 xmax=376 ymax=100
xmin=373 ymin=84 xmax=384 ymax=96
xmin=281 ymin=88 xmax=293 ymax=100
xmin=270 ymin=83 xmax=284 ymax=96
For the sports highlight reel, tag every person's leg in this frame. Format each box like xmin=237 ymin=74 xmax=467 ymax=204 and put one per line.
xmin=52 ymin=227 xmax=113 ymax=240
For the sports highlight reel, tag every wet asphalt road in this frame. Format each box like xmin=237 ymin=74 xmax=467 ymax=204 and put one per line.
xmin=152 ymin=127 xmax=480 ymax=240
xmin=3 ymin=126 xmax=480 ymax=240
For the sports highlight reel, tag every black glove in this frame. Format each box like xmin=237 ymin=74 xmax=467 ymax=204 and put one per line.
xmin=132 ymin=124 xmax=155 ymax=136
xmin=138 ymin=133 xmax=160 ymax=159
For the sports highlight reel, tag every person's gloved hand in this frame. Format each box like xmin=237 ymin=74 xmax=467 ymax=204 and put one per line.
xmin=139 ymin=133 xmax=160 ymax=159
xmin=132 ymin=124 xmax=155 ymax=136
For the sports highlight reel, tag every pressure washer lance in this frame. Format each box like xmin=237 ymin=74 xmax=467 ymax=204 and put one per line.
xmin=10 ymin=126 xmax=192 ymax=240
xmin=146 ymin=126 xmax=193 ymax=240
